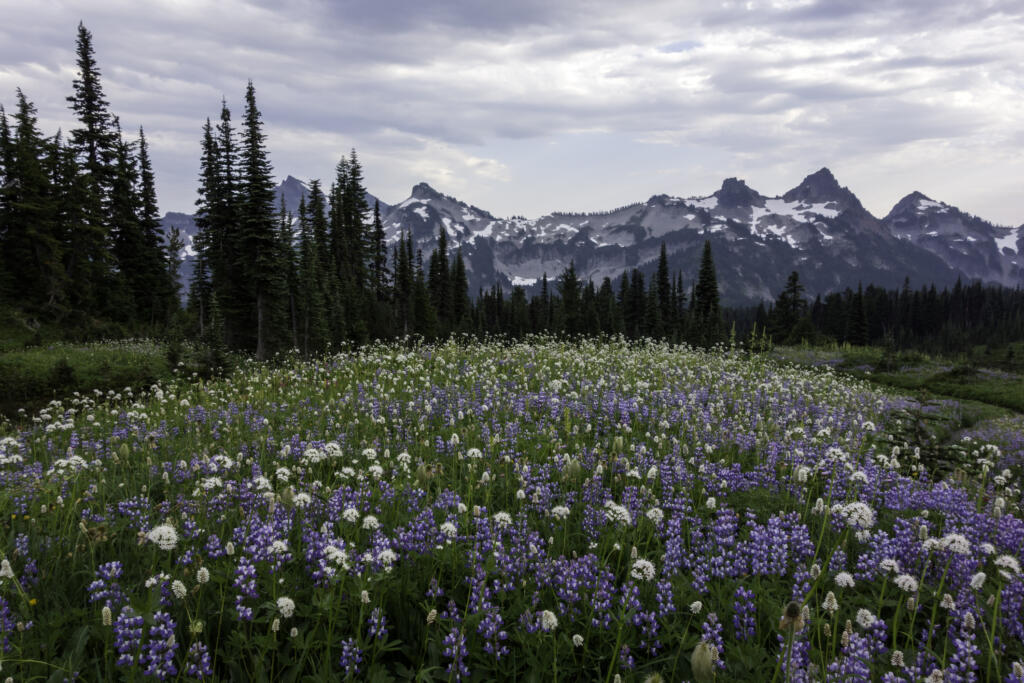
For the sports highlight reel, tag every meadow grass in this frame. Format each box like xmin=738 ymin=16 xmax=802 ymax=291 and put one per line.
xmin=0 ymin=337 xmax=1021 ymax=681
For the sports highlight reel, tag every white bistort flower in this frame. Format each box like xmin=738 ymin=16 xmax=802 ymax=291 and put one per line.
xmin=835 ymin=572 xmax=855 ymax=588
xmin=146 ymin=524 xmax=179 ymax=551
xmin=894 ymin=574 xmax=918 ymax=593
xmin=550 ymin=505 xmax=570 ymax=520
xmin=995 ymin=555 xmax=1021 ymax=579
xmin=540 ymin=610 xmax=558 ymax=632
xmin=940 ymin=533 xmax=971 ymax=555
xmin=277 ymin=596 xmax=296 ymax=618
xmin=630 ymin=559 xmax=656 ymax=582
xmin=855 ymin=608 xmax=877 ymax=629
xmin=645 ymin=507 xmax=664 ymax=525
xmin=171 ymin=580 xmax=187 ymax=599
xmin=970 ymin=572 xmax=986 ymax=590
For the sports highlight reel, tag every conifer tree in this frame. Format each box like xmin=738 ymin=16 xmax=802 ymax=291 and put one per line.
xmin=370 ymin=199 xmax=389 ymax=300
xmin=428 ymin=227 xmax=451 ymax=328
xmin=558 ymin=260 xmax=581 ymax=335
xmin=3 ymin=91 xmax=63 ymax=310
xmin=136 ymin=127 xmax=174 ymax=324
xmin=237 ymin=81 xmax=285 ymax=359
xmin=107 ymin=119 xmax=143 ymax=319
xmin=66 ymin=22 xmax=118 ymax=316
xmin=691 ymin=240 xmax=723 ymax=346
xmin=450 ymin=248 xmax=470 ymax=330
xmin=656 ymin=242 xmax=672 ymax=330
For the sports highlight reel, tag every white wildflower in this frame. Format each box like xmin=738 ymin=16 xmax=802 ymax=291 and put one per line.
xmin=146 ymin=524 xmax=179 ymax=551
xmin=540 ymin=610 xmax=558 ymax=632
xmin=855 ymin=608 xmax=876 ymax=629
xmin=630 ymin=559 xmax=656 ymax=582
xmin=894 ymin=574 xmax=918 ymax=593
xmin=277 ymin=596 xmax=295 ymax=618
xmin=550 ymin=505 xmax=570 ymax=520
xmin=835 ymin=572 xmax=855 ymax=588
xmin=362 ymin=515 xmax=380 ymax=531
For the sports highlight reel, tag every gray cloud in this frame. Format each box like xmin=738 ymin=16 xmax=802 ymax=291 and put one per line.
xmin=0 ymin=0 xmax=1020 ymax=224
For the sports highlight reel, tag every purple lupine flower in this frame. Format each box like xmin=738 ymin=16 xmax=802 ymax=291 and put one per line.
xmin=87 ymin=561 xmax=127 ymax=611
xmin=733 ymin=586 xmax=757 ymax=641
xmin=367 ymin=607 xmax=388 ymax=640
xmin=113 ymin=606 xmax=144 ymax=667
xmin=186 ymin=641 xmax=213 ymax=678
xmin=140 ymin=610 xmax=178 ymax=680
xmin=701 ymin=612 xmax=725 ymax=669
xmin=477 ymin=608 xmax=509 ymax=660
xmin=442 ymin=627 xmax=470 ymax=681
xmin=0 ymin=597 xmax=16 ymax=654
xmin=338 ymin=637 xmax=362 ymax=678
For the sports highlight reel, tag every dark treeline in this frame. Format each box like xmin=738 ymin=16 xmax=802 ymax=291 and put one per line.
xmin=734 ymin=271 xmax=1024 ymax=354
xmin=3 ymin=26 xmax=1022 ymax=360
xmin=0 ymin=24 xmax=179 ymax=335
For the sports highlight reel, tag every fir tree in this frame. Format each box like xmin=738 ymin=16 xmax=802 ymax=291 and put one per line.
xmin=65 ymin=22 xmax=118 ymax=316
xmin=237 ymin=81 xmax=286 ymax=359
xmin=370 ymin=199 xmax=389 ymax=300
xmin=691 ymin=240 xmax=723 ymax=347
xmin=136 ymin=127 xmax=174 ymax=324
xmin=450 ymin=248 xmax=470 ymax=330
xmin=3 ymin=91 xmax=63 ymax=310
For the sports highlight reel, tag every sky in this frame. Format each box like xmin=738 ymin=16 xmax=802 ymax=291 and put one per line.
xmin=1 ymin=0 xmax=1022 ymax=225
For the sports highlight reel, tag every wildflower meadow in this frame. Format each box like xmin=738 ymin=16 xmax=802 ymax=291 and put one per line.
xmin=0 ymin=337 xmax=1021 ymax=681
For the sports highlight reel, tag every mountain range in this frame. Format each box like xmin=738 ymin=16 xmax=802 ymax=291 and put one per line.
xmin=162 ymin=168 xmax=1023 ymax=306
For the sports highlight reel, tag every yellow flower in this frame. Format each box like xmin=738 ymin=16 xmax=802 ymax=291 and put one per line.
xmin=29 ymin=598 xmax=37 ymax=606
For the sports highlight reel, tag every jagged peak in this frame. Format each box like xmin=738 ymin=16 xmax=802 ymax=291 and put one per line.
xmin=713 ymin=177 xmax=763 ymax=208
xmin=782 ymin=167 xmax=860 ymax=210
xmin=411 ymin=182 xmax=443 ymax=199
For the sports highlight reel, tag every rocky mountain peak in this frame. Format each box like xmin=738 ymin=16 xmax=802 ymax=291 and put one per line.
xmin=783 ymin=167 xmax=846 ymax=203
xmin=713 ymin=177 xmax=763 ymax=208
xmin=886 ymin=191 xmax=934 ymax=219
xmin=411 ymin=182 xmax=443 ymax=200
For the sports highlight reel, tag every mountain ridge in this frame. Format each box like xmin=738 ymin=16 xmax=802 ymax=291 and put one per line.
xmin=163 ymin=168 xmax=1022 ymax=305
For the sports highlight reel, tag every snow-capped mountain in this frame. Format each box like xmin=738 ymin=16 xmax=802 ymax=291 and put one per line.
xmin=164 ymin=168 xmax=1021 ymax=305
xmin=884 ymin=191 xmax=1022 ymax=287
xmin=379 ymin=168 xmax=972 ymax=303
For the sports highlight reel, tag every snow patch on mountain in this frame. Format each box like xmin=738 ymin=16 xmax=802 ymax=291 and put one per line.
xmin=996 ymin=227 xmax=1019 ymax=254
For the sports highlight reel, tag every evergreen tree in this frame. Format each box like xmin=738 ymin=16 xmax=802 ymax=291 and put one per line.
xmin=770 ymin=271 xmax=806 ymax=342
xmin=65 ymin=22 xmax=118 ymax=316
xmin=136 ymin=127 xmax=174 ymax=324
xmin=2 ymin=91 xmax=63 ymax=310
xmin=237 ymin=81 xmax=286 ymax=359
xmin=691 ymin=240 xmax=723 ymax=347
xmin=107 ymin=119 xmax=142 ymax=320
xmin=450 ymin=248 xmax=470 ymax=330
xmin=370 ymin=199 xmax=389 ymax=300
xmin=656 ymin=243 xmax=672 ymax=331
xmin=428 ymin=227 xmax=451 ymax=328
xmin=558 ymin=260 xmax=582 ymax=335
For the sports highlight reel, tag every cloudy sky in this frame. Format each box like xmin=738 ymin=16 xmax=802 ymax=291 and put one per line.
xmin=2 ymin=0 xmax=1022 ymax=225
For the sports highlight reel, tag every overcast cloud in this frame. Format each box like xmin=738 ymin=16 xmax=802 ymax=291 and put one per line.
xmin=1 ymin=0 xmax=1022 ymax=225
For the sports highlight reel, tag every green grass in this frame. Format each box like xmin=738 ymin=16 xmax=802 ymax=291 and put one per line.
xmin=0 ymin=340 xmax=173 ymax=421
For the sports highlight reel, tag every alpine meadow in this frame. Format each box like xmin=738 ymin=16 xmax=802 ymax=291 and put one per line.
xmin=1 ymin=7 xmax=1023 ymax=683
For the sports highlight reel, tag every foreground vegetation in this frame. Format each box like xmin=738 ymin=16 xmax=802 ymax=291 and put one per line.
xmin=0 ymin=338 xmax=1022 ymax=681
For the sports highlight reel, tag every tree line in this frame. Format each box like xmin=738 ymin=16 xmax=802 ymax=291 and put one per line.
xmin=0 ymin=23 xmax=179 ymax=335
xmin=743 ymin=271 xmax=1024 ymax=354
